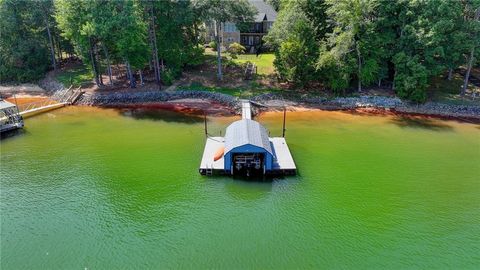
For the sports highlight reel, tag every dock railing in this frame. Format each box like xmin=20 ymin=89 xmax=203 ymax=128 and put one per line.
xmin=17 ymin=86 xmax=82 ymax=113
xmin=17 ymin=99 xmax=60 ymax=112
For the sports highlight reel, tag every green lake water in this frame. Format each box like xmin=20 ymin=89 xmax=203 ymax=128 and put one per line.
xmin=1 ymin=106 xmax=479 ymax=269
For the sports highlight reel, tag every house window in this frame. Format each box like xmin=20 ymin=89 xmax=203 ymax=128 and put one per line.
xmin=248 ymin=36 xmax=254 ymax=45
xmin=242 ymin=36 xmax=248 ymax=44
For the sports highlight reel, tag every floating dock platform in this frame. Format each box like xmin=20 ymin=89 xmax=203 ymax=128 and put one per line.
xmin=199 ymin=100 xmax=296 ymax=176
xmin=0 ymin=99 xmax=24 ymax=133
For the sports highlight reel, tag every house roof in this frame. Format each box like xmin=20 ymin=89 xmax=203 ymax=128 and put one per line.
xmin=249 ymin=0 xmax=277 ymax=22
xmin=224 ymin=119 xmax=273 ymax=155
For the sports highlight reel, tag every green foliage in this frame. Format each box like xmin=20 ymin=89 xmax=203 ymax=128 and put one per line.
xmin=209 ymin=41 xmax=217 ymax=51
xmin=161 ymin=69 xmax=175 ymax=86
xmin=55 ymin=64 xmax=92 ymax=87
xmin=227 ymin=43 xmax=246 ymax=59
xmin=393 ymin=53 xmax=428 ymax=103
xmin=266 ymin=0 xmax=323 ymax=86
xmin=232 ymin=53 xmax=276 ymax=75
xmin=0 ymin=0 xmax=52 ymax=82
xmin=317 ymin=49 xmax=350 ymax=93
xmin=266 ymin=0 xmax=479 ymax=102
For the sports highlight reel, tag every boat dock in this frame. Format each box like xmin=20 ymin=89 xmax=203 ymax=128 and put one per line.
xmin=1 ymin=87 xmax=83 ymax=133
xmin=199 ymin=100 xmax=296 ymax=176
xmin=0 ymin=99 xmax=24 ymax=133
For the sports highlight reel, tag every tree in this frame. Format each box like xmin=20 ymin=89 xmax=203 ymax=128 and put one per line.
xmin=0 ymin=0 xmax=51 ymax=82
xmin=462 ymin=4 xmax=480 ymax=95
xmin=55 ymin=0 xmax=102 ymax=86
xmin=228 ymin=42 xmax=246 ymax=59
xmin=36 ymin=0 xmax=57 ymax=71
xmin=193 ymin=0 xmax=255 ymax=80
xmin=110 ymin=0 xmax=149 ymax=88
xmin=324 ymin=0 xmax=378 ymax=92
xmin=393 ymin=52 xmax=428 ymax=102
xmin=274 ymin=20 xmax=318 ymax=86
xmin=266 ymin=0 xmax=281 ymax=11
xmin=266 ymin=0 xmax=328 ymax=86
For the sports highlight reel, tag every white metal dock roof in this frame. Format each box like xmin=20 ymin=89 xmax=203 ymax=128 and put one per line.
xmin=0 ymin=100 xmax=16 ymax=110
xmin=224 ymin=119 xmax=273 ymax=155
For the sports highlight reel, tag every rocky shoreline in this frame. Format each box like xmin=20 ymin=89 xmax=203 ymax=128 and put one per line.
xmin=77 ymin=90 xmax=480 ymax=121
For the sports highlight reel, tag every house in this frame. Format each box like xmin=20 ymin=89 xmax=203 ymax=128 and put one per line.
xmin=205 ymin=0 xmax=277 ymax=52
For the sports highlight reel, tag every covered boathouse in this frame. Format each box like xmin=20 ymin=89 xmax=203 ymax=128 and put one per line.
xmin=224 ymin=119 xmax=274 ymax=175
xmin=199 ymin=100 xmax=296 ymax=177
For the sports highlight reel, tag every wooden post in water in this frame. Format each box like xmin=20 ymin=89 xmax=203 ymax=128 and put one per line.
xmin=204 ymin=112 xmax=208 ymax=137
xmin=13 ymin=93 xmax=19 ymax=107
xmin=282 ymin=107 xmax=286 ymax=137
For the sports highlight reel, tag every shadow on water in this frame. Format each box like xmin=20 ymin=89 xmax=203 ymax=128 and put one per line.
xmin=223 ymin=177 xmax=274 ymax=201
xmin=390 ymin=116 xmax=454 ymax=131
xmin=120 ymin=108 xmax=204 ymax=124
xmin=0 ymin=128 xmax=27 ymax=141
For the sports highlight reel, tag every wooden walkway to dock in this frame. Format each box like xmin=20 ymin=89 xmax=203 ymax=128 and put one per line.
xmin=18 ymin=87 xmax=83 ymax=118
xmin=241 ymin=100 xmax=252 ymax=120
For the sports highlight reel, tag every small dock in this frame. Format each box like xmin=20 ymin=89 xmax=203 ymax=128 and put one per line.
xmin=1 ymin=87 xmax=83 ymax=133
xmin=0 ymin=99 xmax=24 ymax=133
xmin=199 ymin=100 xmax=296 ymax=176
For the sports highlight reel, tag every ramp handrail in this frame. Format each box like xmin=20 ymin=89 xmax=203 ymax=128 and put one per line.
xmin=17 ymin=86 xmax=82 ymax=113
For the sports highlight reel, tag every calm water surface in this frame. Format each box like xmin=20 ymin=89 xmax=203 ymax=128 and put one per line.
xmin=1 ymin=106 xmax=479 ymax=269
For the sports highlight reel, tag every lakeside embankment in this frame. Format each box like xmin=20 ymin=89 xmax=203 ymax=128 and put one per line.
xmin=76 ymin=90 xmax=480 ymax=122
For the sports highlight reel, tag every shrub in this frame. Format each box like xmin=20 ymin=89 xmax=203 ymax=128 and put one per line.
xmin=161 ymin=69 xmax=175 ymax=86
xmin=208 ymin=41 xmax=217 ymax=51
xmin=227 ymin=42 xmax=246 ymax=59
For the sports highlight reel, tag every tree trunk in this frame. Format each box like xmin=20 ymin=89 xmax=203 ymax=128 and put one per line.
xmin=94 ymin=43 xmax=103 ymax=86
xmin=125 ymin=61 xmax=135 ymax=88
xmin=139 ymin=70 xmax=144 ymax=86
xmin=356 ymin=42 xmax=361 ymax=92
xmin=150 ymin=3 xmax=161 ymax=89
xmin=462 ymin=8 xmax=480 ymax=95
xmin=102 ymin=43 xmax=113 ymax=86
xmin=89 ymin=38 xmax=100 ymax=86
xmin=44 ymin=16 xmax=56 ymax=70
xmin=462 ymin=49 xmax=475 ymax=95
xmin=447 ymin=68 xmax=453 ymax=81
xmin=215 ymin=21 xmax=223 ymax=81
xmin=57 ymin=40 xmax=62 ymax=63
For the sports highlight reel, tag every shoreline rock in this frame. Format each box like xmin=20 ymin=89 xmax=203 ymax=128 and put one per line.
xmin=253 ymin=93 xmax=480 ymax=120
xmin=77 ymin=90 xmax=480 ymax=121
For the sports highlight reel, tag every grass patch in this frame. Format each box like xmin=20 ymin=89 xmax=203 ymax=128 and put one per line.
xmin=428 ymin=73 xmax=480 ymax=106
xmin=56 ymin=64 xmax=92 ymax=88
xmin=180 ymin=81 xmax=281 ymax=99
xmin=205 ymin=49 xmax=276 ymax=75
xmin=232 ymin=53 xmax=276 ymax=75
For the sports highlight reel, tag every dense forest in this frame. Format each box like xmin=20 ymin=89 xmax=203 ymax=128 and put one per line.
xmin=0 ymin=0 xmax=479 ymax=102
xmin=266 ymin=0 xmax=480 ymax=101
